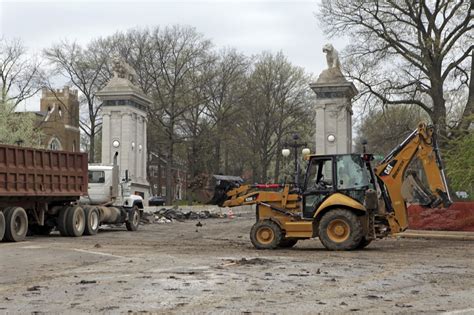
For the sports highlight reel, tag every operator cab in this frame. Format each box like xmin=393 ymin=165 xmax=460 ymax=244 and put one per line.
xmin=302 ymin=154 xmax=375 ymax=218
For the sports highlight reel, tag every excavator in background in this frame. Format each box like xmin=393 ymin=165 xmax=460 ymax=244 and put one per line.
xmin=208 ymin=122 xmax=452 ymax=250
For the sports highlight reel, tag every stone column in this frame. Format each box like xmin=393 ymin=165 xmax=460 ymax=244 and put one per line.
xmin=310 ymin=66 xmax=358 ymax=155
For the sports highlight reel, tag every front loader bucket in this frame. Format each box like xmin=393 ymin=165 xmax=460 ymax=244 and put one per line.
xmin=188 ymin=174 xmax=243 ymax=206
xmin=208 ymin=175 xmax=244 ymax=206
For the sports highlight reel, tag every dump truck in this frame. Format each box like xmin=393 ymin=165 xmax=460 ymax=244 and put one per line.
xmin=0 ymin=145 xmax=143 ymax=242
xmin=208 ymin=123 xmax=452 ymax=250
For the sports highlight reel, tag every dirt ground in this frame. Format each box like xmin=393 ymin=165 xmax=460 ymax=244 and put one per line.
xmin=1 ymin=212 xmax=473 ymax=314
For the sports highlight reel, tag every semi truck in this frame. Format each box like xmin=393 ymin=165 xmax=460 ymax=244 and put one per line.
xmin=0 ymin=144 xmax=143 ymax=242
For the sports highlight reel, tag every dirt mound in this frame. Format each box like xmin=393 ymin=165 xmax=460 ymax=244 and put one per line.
xmin=408 ymin=202 xmax=474 ymax=231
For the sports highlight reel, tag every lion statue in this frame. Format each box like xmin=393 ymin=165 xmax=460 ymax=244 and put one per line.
xmin=322 ymin=44 xmax=341 ymax=70
xmin=112 ymin=57 xmax=137 ymax=84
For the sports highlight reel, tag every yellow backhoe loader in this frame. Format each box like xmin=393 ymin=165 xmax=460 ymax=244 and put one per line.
xmin=209 ymin=123 xmax=452 ymax=250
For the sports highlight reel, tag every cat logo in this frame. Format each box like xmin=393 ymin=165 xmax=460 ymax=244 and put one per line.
xmin=381 ymin=160 xmax=398 ymax=176
xmin=384 ymin=164 xmax=393 ymax=175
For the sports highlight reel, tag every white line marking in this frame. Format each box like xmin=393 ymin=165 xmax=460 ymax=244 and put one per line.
xmin=73 ymin=248 xmax=126 ymax=259
xmin=442 ymin=308 xmax=474 ymax=315
xmin=0 ymin=241 xmax=32 ymax=247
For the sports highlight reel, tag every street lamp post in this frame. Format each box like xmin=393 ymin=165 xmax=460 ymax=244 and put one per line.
xmin=282 ymin=134 xmax=310 ymax=189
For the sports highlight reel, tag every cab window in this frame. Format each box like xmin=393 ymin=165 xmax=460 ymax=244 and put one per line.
xmin=89 ymin=171 xmax=105 ymax=184
xmin=305 ymin=158 xmax=333 ymax=191
xmin=336 ymin=155 xmax=369 ymax=190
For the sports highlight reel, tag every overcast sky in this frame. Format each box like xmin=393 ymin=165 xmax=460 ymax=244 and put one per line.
xmin=1 ymin=0 xmax=347 ymax=110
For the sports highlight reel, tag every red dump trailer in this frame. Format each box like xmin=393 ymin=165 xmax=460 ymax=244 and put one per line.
xmin=0 ymin=144 xmax=88 ymax=241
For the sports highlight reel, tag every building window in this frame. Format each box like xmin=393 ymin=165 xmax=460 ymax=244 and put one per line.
xmin=49 ymin=138 xmax=62 ymax=151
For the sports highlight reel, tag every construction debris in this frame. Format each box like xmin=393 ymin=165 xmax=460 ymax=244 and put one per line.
xmin=141 ymin=207 xmax=231 ymax=224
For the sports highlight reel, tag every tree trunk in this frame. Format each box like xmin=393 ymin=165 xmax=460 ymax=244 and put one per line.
xmin=223 ymin=145 xmax=229 ymax=175
xmin=429 ymin=67 xmax=448 ymax=145
xmin=261 ymin=155 xmax=268 ymax=183
xmin=214 ymin=136 xmax=221 ymax=174
xmin=89 ymin=129 xmax=95 ymax=163
xmin=165 ymin=129 xmax=174 ymax=205
xmin=458 ymin=53 xmax=474 ymax=132
xmin=273 ymin=144 xmax=281 ymax=183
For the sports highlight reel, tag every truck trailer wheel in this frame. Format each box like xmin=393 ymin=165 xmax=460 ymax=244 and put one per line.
xmin=57 ymin=207 xmax=71 ymax=236
xmin=126 ymin=206 xmax=140 ymax=231
xmin=66 ymin=206 xmax=85 ymax=237
xmin=250 ymin=220 xmax=282 ymax=250
xmin=3 ymin=207 xmax=28 ymax=242
xmin=84 ymin=207 xmax=100 ymax=235
xmin=0 ymin=211 xmax=5 ymax=241
xmin=318 ymin=209 xmax=364 ymax=251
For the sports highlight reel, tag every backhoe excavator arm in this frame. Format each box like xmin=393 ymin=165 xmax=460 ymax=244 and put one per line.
xmin=374 ymin=123 xmax=452 ymax=233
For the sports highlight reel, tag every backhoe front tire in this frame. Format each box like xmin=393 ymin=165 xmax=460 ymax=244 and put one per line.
xmin=318 ymin=209 xmax=364 ymax=251
xmin=250 ymin=220 xmax=282 ymax=250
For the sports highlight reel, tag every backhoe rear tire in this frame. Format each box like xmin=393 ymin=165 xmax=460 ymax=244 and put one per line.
xmin=0 ymin=211 xmax=5 ymax=241
xmin=4 ymin=207 xmax=28 ymax=242
xmin=250 ymin=220 xmax=282 ymax=250
xmin=318 ymin=209 xmax=364 ymax=251
xmin=278 ymin=238 xmax=298 ymax=248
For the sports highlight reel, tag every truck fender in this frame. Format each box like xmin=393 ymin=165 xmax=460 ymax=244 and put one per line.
xmin=122 ymin=195 xmax=144 ymax=209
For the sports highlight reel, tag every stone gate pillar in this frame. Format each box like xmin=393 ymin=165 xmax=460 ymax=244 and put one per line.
xmin=96 ymin=58 xmax=151 ymax=203
xmin=310 ymin=44 xmax=358 ymax=155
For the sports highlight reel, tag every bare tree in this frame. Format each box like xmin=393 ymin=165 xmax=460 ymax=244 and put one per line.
xmin=239 ymin=52 xmax=313 ymax=183
xmin=319 ymin=0 xmax=473 ymax=139
xmin=0 ymin=38 xmax=42 ymax=107
xmin=354 ymin=105 xmax=428 ymax=155
xmin=204 ymin=48 xmax=249 ymax=174
xmin=44 ymin=40 xmax=111 ymax=162
xmin=144 ymin=25 xmax=213 ymax=204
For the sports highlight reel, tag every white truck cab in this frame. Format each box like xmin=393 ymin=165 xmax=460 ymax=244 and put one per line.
xmin=84 ymin=164 xmax=144 ymax=209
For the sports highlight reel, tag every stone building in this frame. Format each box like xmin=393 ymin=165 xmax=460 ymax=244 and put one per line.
xmin=36 ymin=87 xmax=80 ymax=152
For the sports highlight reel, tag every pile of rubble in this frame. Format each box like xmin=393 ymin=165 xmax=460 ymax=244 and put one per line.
xmin=141 ymin=207 xmax=233 ymax=224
